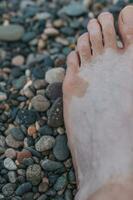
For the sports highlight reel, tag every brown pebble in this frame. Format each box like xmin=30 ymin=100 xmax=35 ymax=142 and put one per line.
xmin=27 ymin=125 xmax=37 ymax=138
xmin=12 ymin=55 xmax=25 ymax=66
xmin=17 ymin=150 xmax=32 ymax=163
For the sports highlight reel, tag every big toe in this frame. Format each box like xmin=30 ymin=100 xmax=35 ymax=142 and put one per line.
xmin=118 ymin=5 xmax=133 ymax=48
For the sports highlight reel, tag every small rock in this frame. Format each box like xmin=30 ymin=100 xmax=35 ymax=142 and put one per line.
xmin=31 ymin=95 xmax=50 ymax=112
xmin=0 ymin=147 xmax=5 ymax=155
xmin=59 ymin=2 xmax=87 ymax=17
xmin=2 ymin=183 xmax=16 ymax=196
xmin=4 ymin=158 xmax=17 ymax=170
xmin=41 ymin=159 xmax=64 ymax=172
xmin=17 ymin=150 xmax=32 ymax=163
xmin=44 ymin=27 xmax=59 ymax=36
xmin=5 ymin=148 xmax=17 ymax=159
xmin=45 ymin=67 xmax=65 ymax=84
xmin=0 ymin=92 xmax=7 ymax=101
xmin=26 ymin=164 xmax=41 ymax=185
xmin=27 ymin=125 xmax=37 ymax=138
xmin=48 ymin=97 xmax=64 ymax=128
xmin=17 ymin=109 xmax=37 ymax=126
xmin=39 ymin=125 xmax=53 ymax=136
xmin=12 ymin=55 xmax=25 ymax=66
xmin=37 ymin=194 xmax=47 ymax=200
xmin=35 ymin=136 xmax=55 ymax=152
xmin=0 ymin=135 xmax=6 ymax=147
xmin=53 ymin=135 xmax=70 ymax=161
xmin=8 ymin=171 xmax=17 ymax=183
xmin=33 ymin=79 xmax=47 ymax=90
xmin=6 ymin=134 xmax=23 ymax=148
xmin=39 ymin=181 xmax=49 ymax=193
xmin=54 ymin=174 xmax=68 ymax=191
xmin=9 ymin=127 xmax=25 ymax=141
xmin=45 ymin=82 xmax=62 ymax=101
xmin=22 ymin=32 xmax=36 ymax=42
xmin=64 ymin=189 xmax=73 ymax=200
xmin=0 ymin=25 xmax=24 ymax=41
xmin=15 ymin=182 xmax=32 ymax=196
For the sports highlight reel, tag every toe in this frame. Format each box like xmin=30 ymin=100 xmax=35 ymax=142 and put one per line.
xmin=98 ymin=12 xmax=117 ymax=49
xmin=77 ymin=32 xmax=91 ymax=65
xmin=87 ymin=18 xmax=103 ymax=56
xmin=118 ymin=5 xmax=133 ymax=48
xmin=66 ymin=51 xmax=80 ymax=75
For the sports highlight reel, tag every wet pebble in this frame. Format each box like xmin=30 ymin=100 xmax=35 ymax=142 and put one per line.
xmin=5 ymin=148 xmax=17 ymax=159
xmin=53 ymin=135 xmax=70 ymax=161
xmin=35 ymin=136 xmax=55 ymax=152
xmin=31 ymin=95 xmax=50 ymax=112
xmin=53 ymin=174 xmax=67 ymax=191
xmin=26 ymin=164 xmax=42 ymax=185
xmin=9 ymin=127 xmax=25 ymax=141
xmin=2 ymin=183 xmax=16 ymax=196
xmin=8 ymin=171 xmax=17 ymax=183
xmin=15 ymin=182 xmax=32 ymax=196
xmin=41 ymin=159 xmax=64 ymax=172
xmin=6 ymin=134 xmax=23 ymax=148
xmin=4 ymin=158 xmax=17 ymax=170
xmin=46 ymin=82 xmax=62 ymax=101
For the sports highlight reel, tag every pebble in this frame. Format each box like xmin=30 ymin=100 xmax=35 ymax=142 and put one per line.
xmin=33 ymin=79 xmax=47 ymax=90
xmin=39 ymin=181 xmax=49 ymax=193
xmin=2 ymin=183 xmax=16 ymax=196
xmin=0 ymin=92 xmax=7 ymax=101
xmin=48 ymin=97 xmax=64 ymax=128
xmin=27 ymin=125 xmax=37 ymax=138
xmin=35 ymin=136 xmax=55 ymax=152
xmin=44 ymin=27 xmax=59 ymax=36
xmin=39 ymin=125 xmax=53 ymax=136
xmin=4 ymin=158 xmax=17 ymax=170
xmin=45 ymin=82 xmax=62 ymax=101
xmin=53 ymin=135 xmax=70 ymax=161
xmin=31 ymin=95 xmax=50 ymax=112
xmin=17 ymin=150 xmax=32 ymax=163
xmin=37 ymin=194 xmax=47 ymax=200
xmin=0 ymin=147 xmax=5 ymax=155
xmin=41 ymin=159 xmax=64 ymax=172
xmin=12 ymin=55 xmax=25 ymax=66
xmin=45 ymin=67 xmax=65 ymax=84
xmin=0 ymin=25 xmax=24 ymax=41
xmin=5 ymin=148 xmax=17 ymax=159
xmin=8 ymin=171 xmax=17 ymax=183
xmin=59 ymin=2 xmax=87 ymax=17
xmin=9 ymin=127 xmax=25 ymax=141
xmin=6 ymin=134 xmax=23 ymax=148
xmin=65 ymin=189 xmax=73 ymax=200
xmin=26 ymin=164 xmax=42 ymax=185
xmin=17 ymin=109 xmax=37 ymax=126
xmin=53 ymin=174 xmax=67 ymax=191
xmin=15 ymin=182 xmax=32 ymax=196
xmin=0 ymin=135 xmax=6 ymax=147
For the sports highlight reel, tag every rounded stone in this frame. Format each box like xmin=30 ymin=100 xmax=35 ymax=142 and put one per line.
xmin=2 ymin=183 xmax=16 ymax=196
xmin=44 ymin=27 xmax=59 ymax=36
xmin=38 ymin=181 xmax=49 ymax=193
xmin=35 ymin=136 xmax=55 ymax=152
xmin=9 ymin=127 xmax=25 ymax=141
xmin=53 ymin=174 xmax=68 ymax=191
xmin=53 ymin=135 xmax=70 ymax=161
xmin=45 ymin=67 xmax=65 ymax=84
xmin=26 ymin=164 xmax=42 ymax=186
xmin=0 ymin=25 xmax=24 ymax=41
xmin=17 ymin=150 xmax=32 ymax=163
xmin=15 ymin=182 xmax=32 ymax=196
xmin=31 ymin=95 xmax=50 ymax=112
xmin=4 ymin=158 xmax=17 ymax=170
xmin=5 ymin=148 xmax=17 ymax=159
xmin=6 ymin=134 xmax=23 ymax=148
xmin=12 ymin=55 xmax=25 ymax=66
xmin=45 ymin=82 xmax=62 ymax=101
xmin=41 ymin=159 xmax=64 ymax=172
xmin=8 ymin=171 xmax=17 ymax=183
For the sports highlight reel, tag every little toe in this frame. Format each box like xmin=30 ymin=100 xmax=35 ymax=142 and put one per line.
xmin=77 ymin=32 xmax=91 ymax=65
xmin=98 ymin=12 xmax=117 ymax=49
xmin=118 ymin=5 xmax=133 ymax=48
xmin=66 ymin=51 xmax=80 ymax=75
xmin=87 ymin=18 xmax=103 ymax=56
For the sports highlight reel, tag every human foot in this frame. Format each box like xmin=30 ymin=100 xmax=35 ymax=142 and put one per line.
xmin=63 ymin=5 xmax=133 ymax=200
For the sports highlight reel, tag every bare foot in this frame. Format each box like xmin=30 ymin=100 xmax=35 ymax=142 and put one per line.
xmin=63 ymin=5 xmax=133 ymax=200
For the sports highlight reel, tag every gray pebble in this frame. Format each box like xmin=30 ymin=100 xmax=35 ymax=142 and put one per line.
xmin=26 ymin=164 xmax=42 ymax=186
xmin=35 ymin=136 xmax=55 ymax=152
xmin=8 ymin=171 xmax=17 ymax=183
xmin=4 ymin=158 xmax=17 ymax=170
xmin=15 ymin=182 xmax=32 ymax=196
xmin=2 ymin=183 xmax=16 ymax=196
xmin=0 ymin=25 xmax=24 ymax=41
xmin=54 ymin=174 xmax=68 ymax=191
xmin=9 ymin=127 xmax=25 ymax=141
xmin=41 ymin=159 xmax=64 ymax=171
xmin=31 ymin=95 xmax=50 ymax=112
xmin=53 ymin=135 xmax=70 ymax=161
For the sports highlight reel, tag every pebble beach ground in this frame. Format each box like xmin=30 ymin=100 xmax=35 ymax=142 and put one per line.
xmin=0 ymin=0 xmax=132 ymax=199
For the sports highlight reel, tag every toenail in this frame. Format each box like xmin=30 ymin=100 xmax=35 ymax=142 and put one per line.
xmin=121 ymin=6 xmax=133 ymax=25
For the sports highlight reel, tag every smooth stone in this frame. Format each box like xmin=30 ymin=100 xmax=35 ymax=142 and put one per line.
xmin=15 ymin=182 xmax=32 ymax=196
xmin=48 ymin=97 xmax=64 ymax=128
xmin=44 ymin=27 xmax=59 ymax=36
xmin=35 ymin=136 xmax=55 ymax=152
xmin=6 ymin=134 xmax=23 ymax=148
xmin=0 ymin=194 xmax=4 ymax=199
xmin=26 ymin=164 xmax=41 ymax=186
xmin=45 ymin=82 xmax=62 ymax=101
xmin=5 ymin=148 xmax=17 ymax=159
xmin=31 ymin=95 xmax=50 ymax=112
xmin=68 ymin=169 xmax=76 ymax=184
xmin=2 ymin=183 xmax=16 ymax=196
xmin=9 ymin=127 xmax=25 ymax=141
xmin=39 ymin=125 xmax=53 ymax=136
xmin=53 ymin=135 xmax=70 ymax=161
xmin=22 ymin=32 xmax=36 ymax=42
xmin=41 ymin=159 xmax=64 ymax=172
xmin=4 ymin=158 xmax=17 ymax=170
xmin=53 ymin=174 xmax=68 ymax=191
xmin=35 ymin=12 xmax=51 ymax=20
xmin=45 ymin=67 xmax=65 ymax=84
xmin=22 ymin=192 xmax=34 ymax=200
xmin=0 ymin=92 xmax=7 ymax=101
xmin=17 ymin=150 xmax=32 ymax=163
xmin=37 ymin=194 xmax=47 ymax=200
xmin=12 ymin=76 xmax=26 ymax=90
xmin=12 ymin=55 xmax=25 ymax=66
xmin=8 ymin=171 xmax=17 ymax=183
xmin=65 ymin=189 xmax=73 ymax=200
xmin=17 ymin=109 xmax=37 ymax=126
xmin=0 ymin=135 xmax=6 ymax=147
xmin=33 ymin=79 xmax=47 ymax=90
xmin=0 ymin=25 xmax=24 ymax=41
xmin=59 ymin=2 xmax=87 ymax=16
xmin=38 ymin=181 xmax=49 ymax=192
xmin=0 ymin=147 xmax=5 ymax=155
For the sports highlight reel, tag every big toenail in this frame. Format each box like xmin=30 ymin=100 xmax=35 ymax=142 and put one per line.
xmin=121 ymin=6 xmax=133 ymax=25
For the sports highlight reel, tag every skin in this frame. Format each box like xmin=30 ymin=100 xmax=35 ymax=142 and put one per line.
xmin=63 ymin=5 xmax=133 ymax=200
